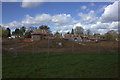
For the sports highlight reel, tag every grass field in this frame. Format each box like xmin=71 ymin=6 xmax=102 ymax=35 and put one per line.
xmin=2 ymin=53 xmax=118 ymax=78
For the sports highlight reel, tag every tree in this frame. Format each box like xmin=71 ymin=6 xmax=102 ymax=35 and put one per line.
xmin=87 ymin=29 xmax=91 ymax=36
xmin=71 ymin=28 xmax=74 ymax=34
xmin=94 ymin=33 xmax=100 ymax=38
xmin=55 ymin=31 xmax=60 ymax=35
xmin=0 ymin=25 xmax=2 ymax=38
xmin=29 ymin=26 xmax=35 ymax=32
xmin=39 ymin=25 xmax=44 ymax=29
xmin=105 ymin=30 xmax=118 ymax=40
xmin=118 ymin=34 xmax=120 ymax=41
xmin=15 ymin=29 xmax=20 ymax=34
xmin=39 ymin=25 xmax=51 ymax=33
xmin=44 ymin=25 xmax=50 ymax=30
xmin=20 ymin=26 xmax=26 ymax=35
xmin=74 ymin=26 xmax=84 ymax=34
xmin=60 ymin=33 xmax=62 ymax=37
xmin=67 ymin=32 xmax=70 ymax=34
xmin=39 ymin=25 xmax=49 ymax=30
xmin=25 ymin=31 xmax=32 ymax=38
xmin=2 ymin=29 xmax=8 ymax=38
xmin=24 ymin=27 xmax=34 ymax=38
xmin=54 ymin=31 xmax=61 ymax=38
xmin=1 ymin=27 xmax=11 ymax=38
xmin=100 ymin=35 xmax=105 ymax=39
xmin=12 ymin=28 xmax=22 ymax=36
xmin=6 ymin=28 xmax=11 ymax=37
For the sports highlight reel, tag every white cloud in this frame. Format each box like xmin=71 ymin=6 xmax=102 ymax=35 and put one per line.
xmin=91 ymin=21 xmax=110 ymax=29
xmin=4 ymin=21 xmax=23 ymax=29
xmin=3 ymin=13 xmax=76 ymax=29
xmin=81 ymin=6 xmax=87 ymax=10
xmin=52 ymin=14 xmax=76 ymax=26
xmin=3 ymin=14 xmax=51 ymax=28
xmin=21 ymin=0 xmax=44 ymax=8
xmin=21 ymin=14 xmax=34 ymax=25
xmin=78 ymin=10 xmax=98 ymax=24
xmin=100 ymin=1 xmax=120 ymax=22
xmin=34 ymin=14 xmax=51 ymax=24
xmin=21 ymin=14 xmax=52 ymax=26
xmin=87 ymin=28 xmax=118 ymax=35
xmin=90 ymin=21 xmax=119 ymax=29
xmin=52 ymin=25 xmax=73 ymax=34
xmin=109 ymin=21 xmax=119 ymax=29
xmin=91 ymin=29 xmax=110 ymax=35
xmin=73 ymin=23 xmax=82 ymax=29
xmin=22 ymin=2 xmax=41 ymax=8
xmin=73 ymin=23 xmax=93 ymax=32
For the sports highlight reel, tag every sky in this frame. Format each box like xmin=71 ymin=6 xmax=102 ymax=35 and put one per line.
xmin=1 ymin=1 xmax=120 ymax=35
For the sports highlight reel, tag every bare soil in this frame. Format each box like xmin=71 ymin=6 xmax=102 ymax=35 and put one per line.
xmin=2 ymin=39 xmax=118 ymax=54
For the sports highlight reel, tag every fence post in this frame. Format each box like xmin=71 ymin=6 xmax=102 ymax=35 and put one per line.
xmin=48 ymin=34 xmax=50 ymax=55
xmin=32 ymin=39 xmax=34 ymax=56
xmin=98 ymin=37 xmax=101 ymax=54
xmin=72 ymin=38 xmax=74 ymax=53
xmin=14 ymin=38 xmax=18 ymax=58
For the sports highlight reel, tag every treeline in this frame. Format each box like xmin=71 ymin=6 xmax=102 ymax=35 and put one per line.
xmin=1 ymin=26 xmax=33 ymax=38
xmin=0 ymin=25 xmax=119 ymax=41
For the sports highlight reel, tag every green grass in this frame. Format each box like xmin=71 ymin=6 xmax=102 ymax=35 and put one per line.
xmin=2 ymin=53 xmax=118 ymax=78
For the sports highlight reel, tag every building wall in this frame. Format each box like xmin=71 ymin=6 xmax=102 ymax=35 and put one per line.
xmin=31 ymin=35 xmax=41 ymax=40
xmin=64 ymin=34 xmax=72 ymax=39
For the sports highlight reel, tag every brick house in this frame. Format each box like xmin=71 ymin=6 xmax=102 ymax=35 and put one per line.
xmin=31 ymin=28 xmax=53 ymax=40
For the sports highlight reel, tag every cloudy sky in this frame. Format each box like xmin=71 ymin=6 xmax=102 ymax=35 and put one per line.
xmin=2 ymin=1 xmax=120 ymax=35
